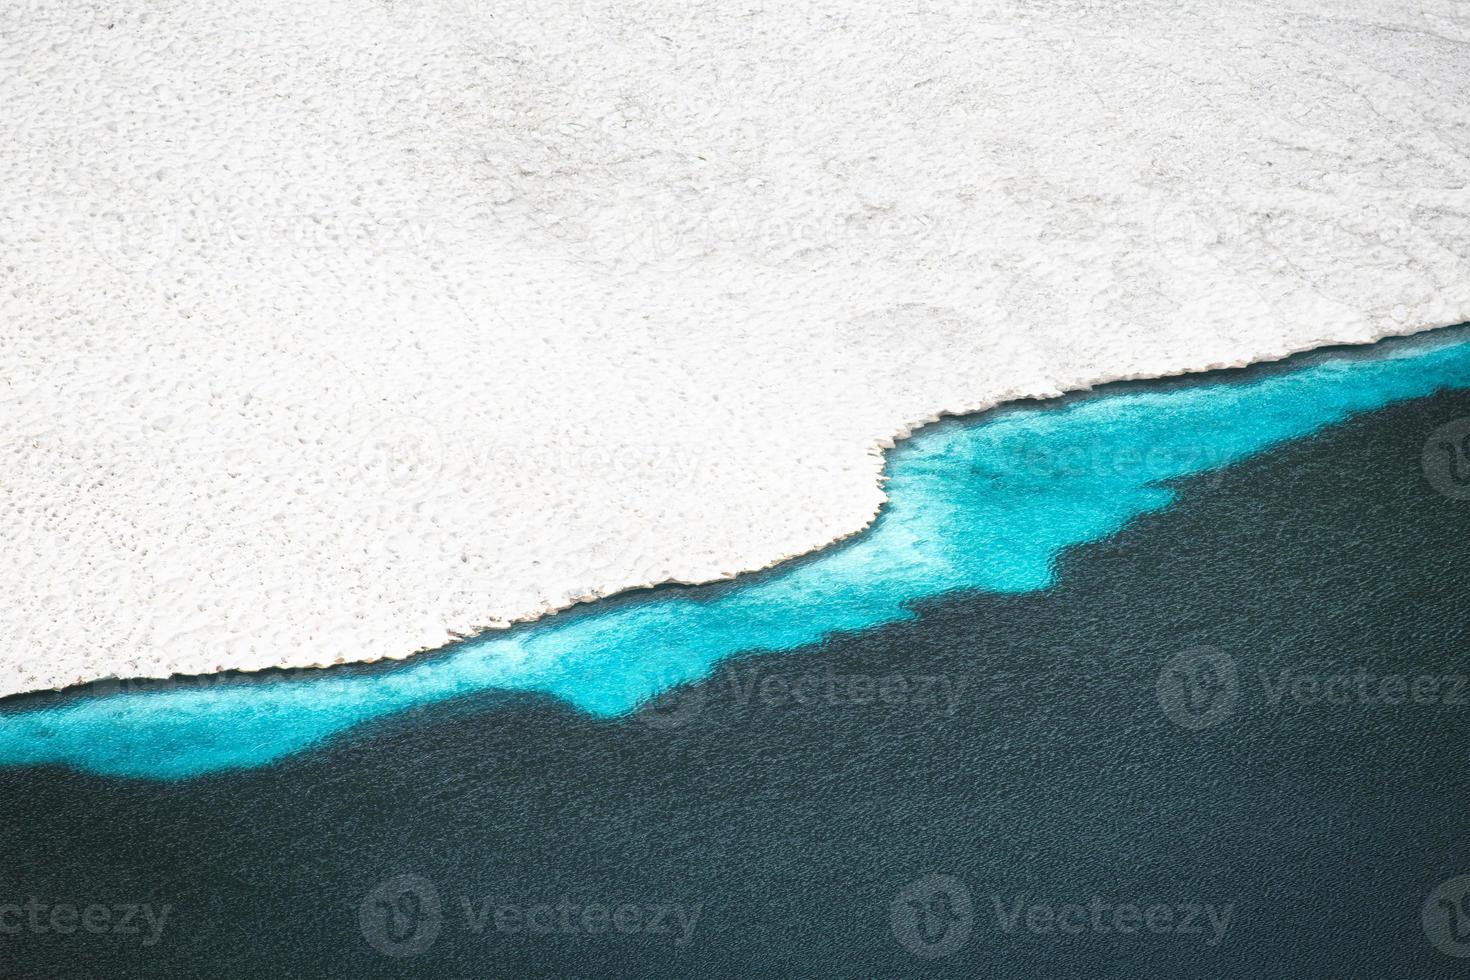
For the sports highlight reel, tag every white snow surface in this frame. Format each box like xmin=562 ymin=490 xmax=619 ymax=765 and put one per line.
xmin=3 ymin=0 xmax=1470 ymax=696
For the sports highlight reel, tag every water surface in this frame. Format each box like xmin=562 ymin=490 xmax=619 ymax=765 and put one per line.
xmin=2 ymin=333 xmax=1467 ymax=977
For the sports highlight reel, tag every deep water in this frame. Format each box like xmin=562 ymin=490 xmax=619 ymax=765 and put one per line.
xmin=1 ymin=332 xmax=1469 ymax=977
xmin=5 ymin=332 xmax=1470 ymax=779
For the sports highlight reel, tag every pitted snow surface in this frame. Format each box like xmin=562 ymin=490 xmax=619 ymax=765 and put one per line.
xmin=2 ymin=0 xmax=1469 ymax=695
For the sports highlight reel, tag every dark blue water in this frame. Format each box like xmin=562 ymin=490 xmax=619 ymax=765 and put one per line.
xmin=2 ymin=332 xmax=1469 ymax=977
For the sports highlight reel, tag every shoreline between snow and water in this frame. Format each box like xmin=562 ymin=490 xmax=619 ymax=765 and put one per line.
xmin=5 ymin=326 xmax=1470 ymax=780
xmin=7 ymin=0 xmax=1470 ymax=699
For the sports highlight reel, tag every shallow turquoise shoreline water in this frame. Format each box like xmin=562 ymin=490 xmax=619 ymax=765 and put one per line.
xmin=8 ymin=333 xmax=1470 ymax=780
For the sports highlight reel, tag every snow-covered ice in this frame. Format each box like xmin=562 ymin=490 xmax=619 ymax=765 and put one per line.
xmin=2 ymin=0 xmax=1469 ymax=696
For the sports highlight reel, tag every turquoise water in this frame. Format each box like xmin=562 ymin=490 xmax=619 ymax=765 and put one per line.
xmin=7 ymin=334 xmax=1470 ymax=781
